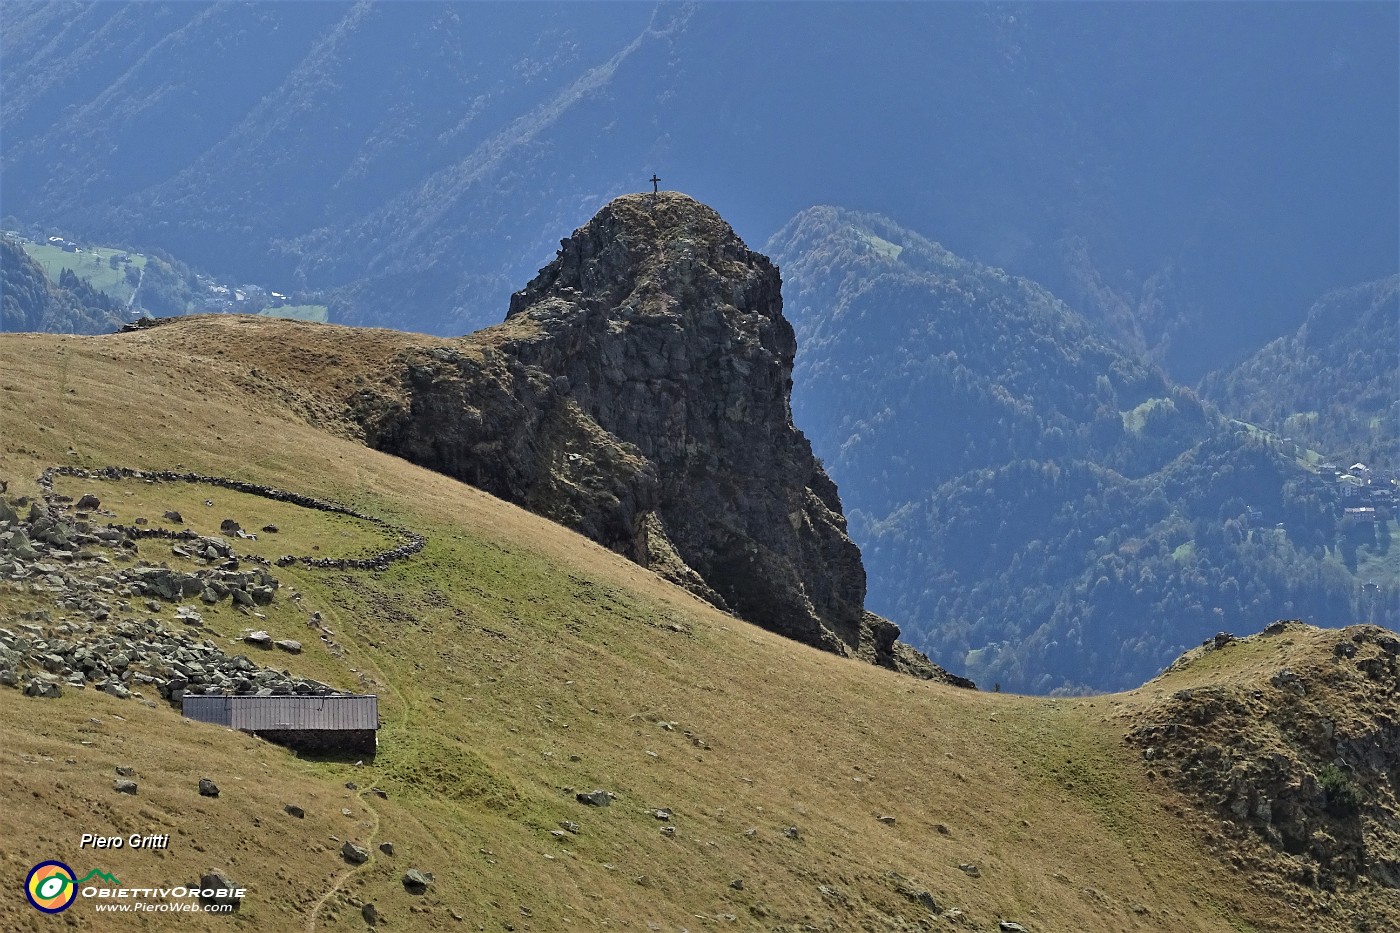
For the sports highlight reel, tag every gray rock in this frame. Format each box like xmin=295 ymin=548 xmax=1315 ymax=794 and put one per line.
xmin=274 ymin=639 xmax=302 ymax=654
xmin=361 ymin=903 xmax=379 ymax=925
xmin=729 ymin=878 xmax=744 ymax=891
xmin=75 ymin=494 xmax=101 ymax=510
xmin=198 ymin=871 xmax=241 ymax=910
xmin=23 ymin=677 xmax=61 ymax=698
xmin=114 ymin=779 xmax=138 ymax=794
xmin=886 ymin=872 xmax=938 ymax=914
xmin=558 ymin=821 xmax=580 ymax=835
xmin=261 ymin=524 xmax=279 ymax=534
xmin=999 ymin=924 xmax=1028 ymax=933
xmin=284 ymin=804 xmax=305 ymax=818
xmin=342 ymin=193 xmax=948 ymax=679
xmin=783 ymin=826 xmax=801 ymax=839
xmin=163 ymin=511 xmax=184 ymax=524
xmin=402 ymin=869 xmax=430 ymax=893
xmin=576 ymin=789 xmax=614 ymax=807
xmin=958 ymin=863 xmax=980 ymax=878
xmin=101 ymin=680 xmax=131 ymax=699
xmin=341 ymin=841 xmax=371 ymax=864
xmin=243 ymin=630 xmax=272 ymax=646
xmin=378 ymin=842 xmax=395 ymax=855
xmin=198 ymin=778 xmax=219 ymax=797
xmin=219 ymin=519 xmax=241 ymax=534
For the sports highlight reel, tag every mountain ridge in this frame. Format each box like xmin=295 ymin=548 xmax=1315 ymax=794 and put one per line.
xmin=769 ymin=207 xmax=1391 ymax=693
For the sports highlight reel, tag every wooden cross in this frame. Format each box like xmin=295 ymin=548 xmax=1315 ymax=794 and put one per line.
xmin=650 ymin=174 xmax=660 ymax=194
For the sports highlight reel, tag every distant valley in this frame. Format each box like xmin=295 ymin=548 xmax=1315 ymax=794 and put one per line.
xmin=770 ymin=208 xmax=1398 ymax=693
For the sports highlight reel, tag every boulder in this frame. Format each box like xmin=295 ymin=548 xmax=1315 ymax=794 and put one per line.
xmin=341 ymin=841 xmax=371 ymax=865
xmin=198 ymin=871 xmax=241 ymax=910
xmin=198 ymin=778 xmax=219 ymax=798
xmin=402 ymin=869 xmax=430 ymax=894
xmin=114 ymin=779 xmax=138 ymax=794
xmin=75 ymin=494 xmax=101 ymax=510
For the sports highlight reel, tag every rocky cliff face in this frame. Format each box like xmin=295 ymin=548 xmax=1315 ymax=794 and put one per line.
xmin=350 ymin=193 xmax=960 ymax=681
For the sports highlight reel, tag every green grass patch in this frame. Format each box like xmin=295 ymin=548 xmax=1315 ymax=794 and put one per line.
xmin=20 ymin=240 xmax=147 ymax=303
xmin=1122 ymin=397 xmax=1174 ymax=434
xmin=50 ymin=473 xmax=403 ymax=562
xmin=1354 ymin=520 xmax=1400 ymax=583
xmin=857 ymin=230 xmax=903 ymax=261
xmin=259 ymin=304 xmax=328 ymax=323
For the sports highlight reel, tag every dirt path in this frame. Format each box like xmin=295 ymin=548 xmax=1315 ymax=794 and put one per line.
xmin=305 ymin=786 xmax=382 ymax=932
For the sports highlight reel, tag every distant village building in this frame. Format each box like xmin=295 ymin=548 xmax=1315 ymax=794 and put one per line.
xmin=182 ymin=694 xmax=379 ymax=755
xmin=1348 ymin=463 xmax=1373 ymax=482
xmin=1344 ymin=506 xmax=1379 ymax=522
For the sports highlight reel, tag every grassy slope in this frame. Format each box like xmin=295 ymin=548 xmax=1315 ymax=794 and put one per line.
xmin=0 ymin=321 xmax=1367 ymax=932
xmin=19 ymin=241 xmax=147 ymax=304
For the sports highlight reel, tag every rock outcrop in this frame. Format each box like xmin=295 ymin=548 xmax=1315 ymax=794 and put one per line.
xmin=351 ymin=193 xmax=956 ymax=680
xmin=1128 ymin=622 xmax=1400 ymax=897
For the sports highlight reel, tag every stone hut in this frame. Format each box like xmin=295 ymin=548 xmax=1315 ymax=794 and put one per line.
xmin=182 ymin=694 xmax=378 ymax=755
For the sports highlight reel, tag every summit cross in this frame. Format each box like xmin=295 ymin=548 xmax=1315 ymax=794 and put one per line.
xmin=650 ymin=174 xmax=660 ymax=194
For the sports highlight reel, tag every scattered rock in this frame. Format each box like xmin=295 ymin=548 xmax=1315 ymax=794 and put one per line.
xmin=198 ymin=778 xmax=219 ymax=798
xmin=886 ymin=872 xmax=939 ymax=914
xmin=999 ymin=923 xmax=1028 ymax=932
xmin=576 ymin=789 xmax=614 ymax=807
xmin=284 ymin=804 xmax=305 ymax=819
xmin=198 ymin=871 xmax=241 ymax=910
xmin=361 ymin=903 xmax=379 ymax=925
xmin=274 ymin=639 xmax=302 ymax=654
xmin=261 ymin=524 xmax=279 ymax=534
xmin=219 ymin=519 xmax=241 ymax=534
xmin=243 ymin=630 xmax=272 ymax=647
xmin=958 ymin=863 xmax=980 ymax=878
xmin=23 ymin=677 xmax=61 ymax=698
xmin=75 ymin=494 xmax=101 ymax=511
xmin=163 ymin=510 xmax=184 ymax=523
xmin=402 ymin=869 xmax=430 ymax=894
xmin=342 ymin=841 xmax=371 ymax=865
xmin=114 ymin=779 xmax=138 ymax=795
xmin=783 ymin=826 xmax=801 ymax=840
xmin=115 ymin=765 xmax=136 ymax=777
xmin=558 ymin=821 xmax=580 ymax=835
xmin=877 ymin=814 xmax=897 ymax=824
xmin=729 ymin=878 xmax=744 ymax=891
xmin=379 ymin=842 xmax=395 ymax=855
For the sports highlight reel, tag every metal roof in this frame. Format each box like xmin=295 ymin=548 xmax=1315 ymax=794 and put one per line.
xmin=183 ymin=694 xmax=379 ymax=731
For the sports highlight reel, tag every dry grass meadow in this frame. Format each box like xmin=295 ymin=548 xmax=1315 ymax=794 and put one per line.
xmin=0 ymin=320 xmax=1378 ymax=931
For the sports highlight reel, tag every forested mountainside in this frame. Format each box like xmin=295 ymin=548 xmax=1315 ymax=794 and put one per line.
xmin=0 ymin=237 xmax=123 ymax=333
xmin=2 ymin=1 xmax=1394 ymax=378
xmin=1201 ymin=276 xmax=1400 ymax=472
xmin=771 ymin=208 xmax=1396 ymax=694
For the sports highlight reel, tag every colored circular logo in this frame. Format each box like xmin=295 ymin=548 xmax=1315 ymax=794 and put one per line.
xmin=26 ymin=861 xmax=77 ymax=913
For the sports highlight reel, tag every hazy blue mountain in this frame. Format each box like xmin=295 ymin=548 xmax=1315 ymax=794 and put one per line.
xmin=3 ymin=2 xmax=1395 ymax=378
xmin=770 ymin=208 xmax=1391 ymax=693
xmin=1201 ymin=277 xmax=1400 ymax=471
